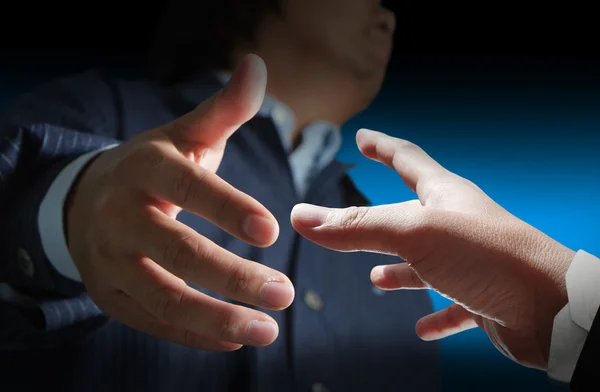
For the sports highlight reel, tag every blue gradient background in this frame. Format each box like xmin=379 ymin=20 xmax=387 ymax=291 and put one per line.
xmin=2 ymin=54 xmax=599 ymax=391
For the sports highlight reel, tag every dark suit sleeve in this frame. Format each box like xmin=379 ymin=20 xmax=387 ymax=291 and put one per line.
xmin=0 ymin=69 xmax=122 ymax=349
xmin=570 ymin=308 xmax=600 ymax=390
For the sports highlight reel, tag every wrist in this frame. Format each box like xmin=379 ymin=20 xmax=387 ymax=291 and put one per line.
xmin=65 ymin=152 xmax=105 ymax=255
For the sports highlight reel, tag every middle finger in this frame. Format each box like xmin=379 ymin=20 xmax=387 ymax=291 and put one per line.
xmin=135 ymin=207 xmax=295 ymax=310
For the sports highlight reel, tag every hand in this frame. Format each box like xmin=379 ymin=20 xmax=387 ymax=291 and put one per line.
xmin=291 ymin=129 xmax=576 ymax=369
xmin=67 ymin=54 xmax=295 ymax=351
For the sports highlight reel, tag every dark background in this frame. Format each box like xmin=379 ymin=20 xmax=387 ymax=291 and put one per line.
xmin=1 ymin=2 xmax=599 ymax=66
xmin=1 ymin=2 xmax=599 ymax=391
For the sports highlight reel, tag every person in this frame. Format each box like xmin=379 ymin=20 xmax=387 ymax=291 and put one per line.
xmin=290 ymin=128 xmax=600 ymax=391
xmin=0 ymin=1 xmax=442 ymax=391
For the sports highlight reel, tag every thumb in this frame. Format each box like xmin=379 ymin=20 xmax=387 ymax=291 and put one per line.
xmin=163 ymin=53 xmax=267 ymax=146
xmin=290 ymin=201 xmax=423 ymax=256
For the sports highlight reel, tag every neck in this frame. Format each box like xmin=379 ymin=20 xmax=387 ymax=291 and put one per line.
xmin=231 ymin=38 xmax=371 ymax=145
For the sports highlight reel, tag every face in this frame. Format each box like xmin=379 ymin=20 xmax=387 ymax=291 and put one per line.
xmin=277 ymin=0 xmax=396 ymax=95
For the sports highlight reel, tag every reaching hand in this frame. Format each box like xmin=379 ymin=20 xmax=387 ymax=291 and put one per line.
xmin=291 ymin=128 xmax=575 ymax=369
xmin=67 ymin=54 xmax=295 ymax=351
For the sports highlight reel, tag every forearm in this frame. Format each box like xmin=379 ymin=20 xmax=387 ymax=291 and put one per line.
xmin=1 ymin=124 xmax=119 ymax=294
xmin=0 ymin=157 xmax=106 ymax=348
xmin=0 ymin=69 xmax=128 ymax=350
xmin=0 ymin=131 xmax=122 ymax=350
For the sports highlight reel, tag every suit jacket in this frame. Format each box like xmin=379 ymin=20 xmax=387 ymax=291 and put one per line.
xmin=0 ymin=70 xmax=440 ymax=391
xmin=571 ymin=306 xmax=600 ymax=390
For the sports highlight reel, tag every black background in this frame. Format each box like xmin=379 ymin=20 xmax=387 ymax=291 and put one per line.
xmin=1 ymin=1 xmax=598 ymax=66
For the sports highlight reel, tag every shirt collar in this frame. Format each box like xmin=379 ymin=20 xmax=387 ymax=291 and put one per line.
xmin=214 ymin=71 xmax=340 ymax=155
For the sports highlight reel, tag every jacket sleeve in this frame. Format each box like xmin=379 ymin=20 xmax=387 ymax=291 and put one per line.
xmin=0 ymin=69 xmax=123 ymax=350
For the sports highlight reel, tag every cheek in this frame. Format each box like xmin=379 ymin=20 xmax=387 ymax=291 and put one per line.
xmin=314 ymin=15 xmax=366 ymax=58
xmin=283 ymin=1 xmax=370 ymax=65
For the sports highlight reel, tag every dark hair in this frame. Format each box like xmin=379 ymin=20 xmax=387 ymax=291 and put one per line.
xmin=147 ymin=0 xmax=281 ymax=84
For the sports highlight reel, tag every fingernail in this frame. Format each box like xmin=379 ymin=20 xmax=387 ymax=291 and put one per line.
xmin=371 ymin=266 xmax=385 ymax=283
xmin=291 ymin=204 xmax=331 ymax=228
xmin=357 ymin=128 xmax=385 ymax=139
xmin=246 ymin=320 xmax=278 ymax=346
xmin=358 ymin=128 xmax=377 ymax=136
xmin=243 ymin=214 xmax=277 ymax=243
xmin=260 ymin=281 xmax=295 ymax=308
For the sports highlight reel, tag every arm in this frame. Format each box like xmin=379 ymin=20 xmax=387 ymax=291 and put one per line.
xmin=0 ymin=69 xmax=122 ymax=349
xmin=291 ymin=129 xmax=581 ymax=372
xmin=3 ymin=55 xmax=295 ymax=353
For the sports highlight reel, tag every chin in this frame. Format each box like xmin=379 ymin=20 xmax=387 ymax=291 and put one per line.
xmin=342 ymin=55 xmax=389 ymax=113
xmin=357 ymin=65 xmax=387 ymax=100
xmin=353 ymin=78 xmax=385 ymax=114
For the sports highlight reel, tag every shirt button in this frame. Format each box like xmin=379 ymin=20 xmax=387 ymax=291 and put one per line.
xmin=17 ymin=248 xmax=35 ymax=277
xmin=311 ymin=382 xmax=329 ymax=392
xmin=304 ymin=290 xmax=324 ymax=311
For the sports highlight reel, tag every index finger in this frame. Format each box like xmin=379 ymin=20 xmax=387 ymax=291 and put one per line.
xmin=355 ymin=129 xmax=451 ymax=197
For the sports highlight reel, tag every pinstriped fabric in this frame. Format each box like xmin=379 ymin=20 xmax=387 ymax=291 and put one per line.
xmin=0 ymin=70 xmax=122 ymax=342
xmin=41 ymin=294 xmax=100 ymax=331
xmin=0 ymin=70 xmax=440 ymax=392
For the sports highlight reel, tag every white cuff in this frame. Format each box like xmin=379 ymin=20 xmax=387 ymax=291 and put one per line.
xmin=548 ymin=250 xmax=600 ymax=383
xmin=37 ymin=144 xmax=119 ymax=282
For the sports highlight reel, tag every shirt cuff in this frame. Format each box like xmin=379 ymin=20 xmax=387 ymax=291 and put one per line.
xmin=37 ymin=144 xmax=119 ymax=283
xmin=548 ymin=250 xmax=600 ymax=383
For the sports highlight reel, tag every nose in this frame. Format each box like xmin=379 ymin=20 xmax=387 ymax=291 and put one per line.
xmin=377 ymin=7 xmax=396 ymax=34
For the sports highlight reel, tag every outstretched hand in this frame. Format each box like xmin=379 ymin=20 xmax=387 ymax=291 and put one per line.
xmin=67 ymin=54 xmax=294 ymax=351
xmin=291 ymin=129 xmax=575 ymax=369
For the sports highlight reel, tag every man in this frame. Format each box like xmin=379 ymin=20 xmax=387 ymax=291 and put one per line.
xmin=0 ymin=1 xmax=441 ymax=391
xmin=291 ymin=129 xmax=600 ymax=390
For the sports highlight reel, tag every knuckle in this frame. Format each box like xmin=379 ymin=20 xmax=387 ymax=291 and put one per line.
xmin=88 ymin=200 xmax=127 ymax=261
xmin=169 ymin=117 xmax=187 ymax=137
xmin=87 ymin=237 xmax=112 ymax=268
xmin=214 ymin=189 xmax=234 ymax=223
xmin=172 ymin=166 xmax=202 ymax=206
xmin=162 ymin=233 xmax=200 ymax=273
xmin=216 ymin=307 xmax=236 ymax=341
xmin=457 ymin=176 xmax=482 ymax=191
xmin=394 ymin=138 xmax=420 ymax=152
xmin=390 ymin=139 xmax=421 ymax=162
xmin=414 ymin=207 xmax=442 ymax=235
xmin=94 ymin=200 xmax=120 ymax=232
xmin=149 ymin=286 xmax=184 ymax=322
xmin=419 ymin=174 xmax=459 ymax=203
xmin=421 ymin=173 xmax=451 ymax=191
xmin=225 ymin=260 xmax=251 ymax=296
xmin=401 ymin=208 xmax=443 ymax=261
xmin=338 ymin=206 xmax=370 ymax=232
xmin=88 ymin=216 xmax=118 ymax=260
xmin=182 ymin=329 xmax=198 ymax=348
xmin=115 ymin=144 xmax=166 ymax=184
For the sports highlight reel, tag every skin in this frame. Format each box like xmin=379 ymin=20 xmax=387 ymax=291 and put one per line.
xmin=235 ymin=0 xmax=396 ymax=140
xmin=291 ymin=129 xmax=577 ymax=370
xmin=66 ymin=0 xmax=395 ymax=350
